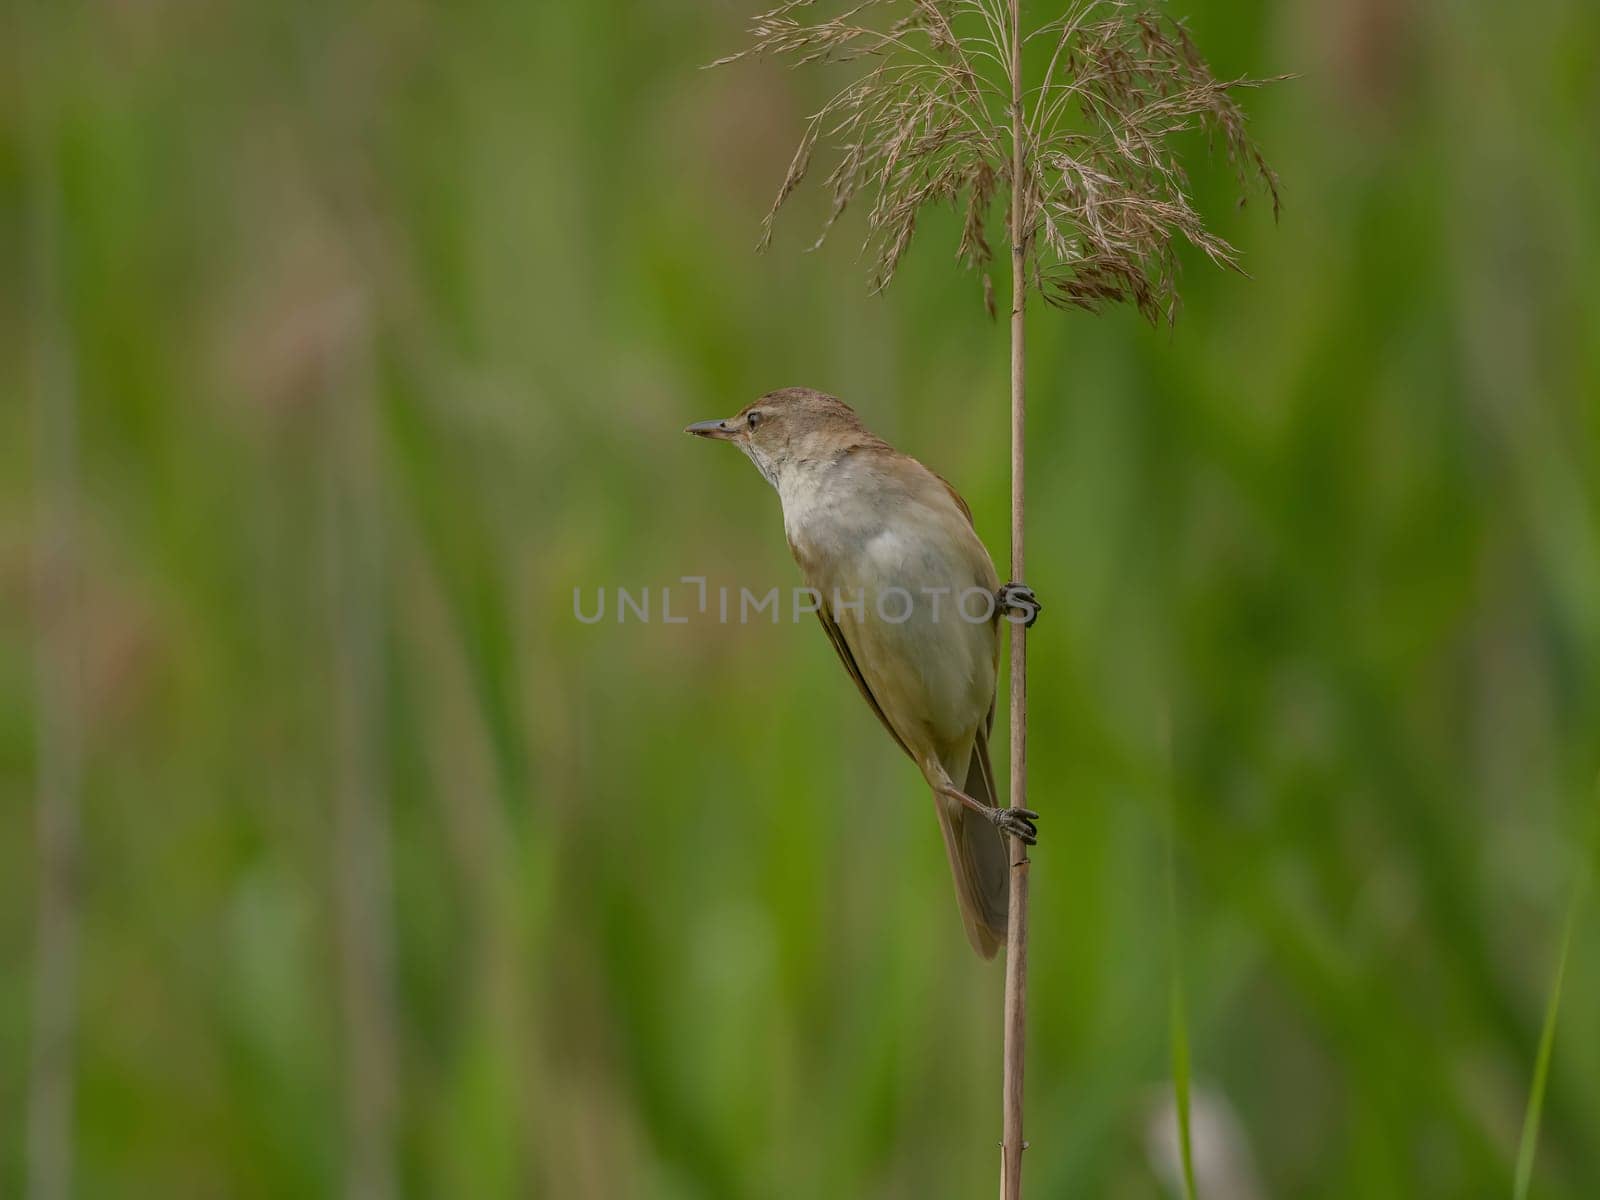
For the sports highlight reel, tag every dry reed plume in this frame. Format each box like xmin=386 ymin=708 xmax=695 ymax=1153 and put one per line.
xmin=715 ymin=0 xmax=1280 ymax=322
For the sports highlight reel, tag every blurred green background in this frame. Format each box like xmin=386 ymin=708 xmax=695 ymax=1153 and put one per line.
xmin=5 ymin=0 xmax=1599 ymax=1196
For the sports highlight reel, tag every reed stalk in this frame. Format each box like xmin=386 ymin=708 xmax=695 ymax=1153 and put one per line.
xmin=716 ymin=5 xmax=1279 ymax=1189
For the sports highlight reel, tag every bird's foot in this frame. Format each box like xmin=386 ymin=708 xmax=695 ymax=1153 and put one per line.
xmin=997 ymin=581 xmax=1041 ymax=627
xmin=988 ymin=804 xmax=1040 ymax=845
xmin=937 ymin=784 xmax=1040 ymax=845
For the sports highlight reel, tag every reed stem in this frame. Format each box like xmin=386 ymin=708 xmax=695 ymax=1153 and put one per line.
xmin=1000 ymin=2 xmax=1030 ymax=1196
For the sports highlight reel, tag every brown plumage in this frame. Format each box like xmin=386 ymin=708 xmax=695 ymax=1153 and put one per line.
xmin=687 ymin=387 xmax=1037 ymax=957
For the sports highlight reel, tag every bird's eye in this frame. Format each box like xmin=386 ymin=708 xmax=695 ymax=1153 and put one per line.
xmin=747 ymin=411 xmax=763 ymax=430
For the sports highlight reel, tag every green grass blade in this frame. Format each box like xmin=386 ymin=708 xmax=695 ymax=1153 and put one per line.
xmin=1166 ymin=732 xmax=1198 ymax=1200
xmin=1168 ymin=949 xmax=1198 ymax=1200
xmin=1513 ymin=789 xmax=1596 ymax=1200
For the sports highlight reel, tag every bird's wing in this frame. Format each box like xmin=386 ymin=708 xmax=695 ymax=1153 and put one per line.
xmin=813 ymin=609 xmax=914 ymax=763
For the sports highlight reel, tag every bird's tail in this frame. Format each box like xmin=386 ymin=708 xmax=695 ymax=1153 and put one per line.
xmin=934 ymin=725 xmax=1010 ymax=958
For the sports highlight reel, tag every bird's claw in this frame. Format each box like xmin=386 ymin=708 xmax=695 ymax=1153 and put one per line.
xmin=990 ymin=805 xmax=1039 ymax=845
xmin=997 ymin=582 xmax=1041 ymax=628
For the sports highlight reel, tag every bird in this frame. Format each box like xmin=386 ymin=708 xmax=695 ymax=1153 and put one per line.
xmin=687 ymin=387 xmax=1039 ymax=957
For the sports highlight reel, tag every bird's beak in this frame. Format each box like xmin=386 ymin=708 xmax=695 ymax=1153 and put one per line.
xmin=684 ymin=417 xmax=738 ymax=442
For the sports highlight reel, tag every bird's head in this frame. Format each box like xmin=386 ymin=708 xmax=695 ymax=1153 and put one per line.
xmin=685 ymin=387 xmax=877 ymax=489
